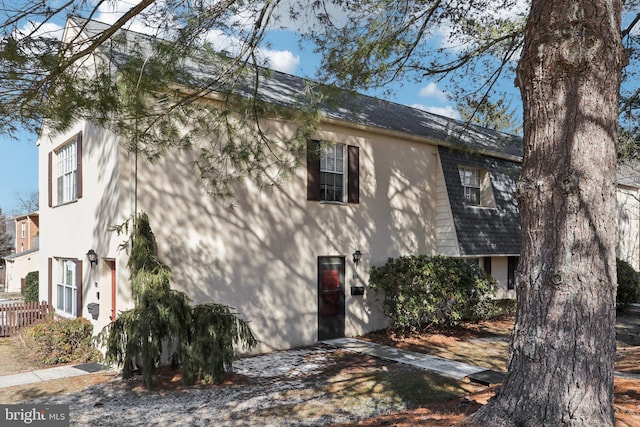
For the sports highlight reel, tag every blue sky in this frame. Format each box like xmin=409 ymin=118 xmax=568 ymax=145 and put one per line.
xmin=0 ymin=132 xmax=39 ymax=216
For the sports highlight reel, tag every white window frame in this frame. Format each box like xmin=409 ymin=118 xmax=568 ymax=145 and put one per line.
xmin=56 ymin=259 xmax=77 ymax=317
xmin=459 ymin=166 xmax=482 ymax=206
xmin=320 ymin=142 xmax=346 ymax=203
xmin=20 ymin=223 xmax=26 ymax=239
xmin=56 ymin=140 xmax=78 ymax=205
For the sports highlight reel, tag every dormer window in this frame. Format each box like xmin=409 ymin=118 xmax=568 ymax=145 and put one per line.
xmin=459 ymin=166 xmax=496 ymax=208
xmin=459 ymin=167 xmax=481 ymax=205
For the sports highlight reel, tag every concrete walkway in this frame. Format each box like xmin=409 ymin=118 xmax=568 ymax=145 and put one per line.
xmin=0 ymin=362 xmax=107 ymax=389
xmin=0 ymin=338 xmax=638 ymax=390
xmin=324 ymin=337 xmax=506 ymax=386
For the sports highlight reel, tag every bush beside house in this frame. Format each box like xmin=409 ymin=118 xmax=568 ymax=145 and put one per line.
xmin=102 ymin=212 xmax=257 ymax=388
xmin=22 ymin=271 xmax=39 ymax=302
xmin=27 ymin=318 xmax=101 ymax=365
xmin=369 ymin=255 xmax=497 ymax=330
xmin=617 ymin=258 xmax=640 ymax=310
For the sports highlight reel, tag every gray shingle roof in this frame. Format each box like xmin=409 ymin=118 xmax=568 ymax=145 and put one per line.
xmin=73 ymin=17 xmax=640 ymax=260
xmin=439 ymin=146 xmax=521 ymax=256
xmin=73 ymin=17 xmax=524 ymax=159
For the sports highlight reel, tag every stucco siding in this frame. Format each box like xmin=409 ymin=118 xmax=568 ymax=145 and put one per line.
xmin=37 ymin=122 xmax=128 ymax=334
xmin=617 ymin=185 xmax=640 ymax=270
xmin=5 ymin=252 xmax=39 ymax=294
xmin=129 ymin=121 xmax=439 ymax=353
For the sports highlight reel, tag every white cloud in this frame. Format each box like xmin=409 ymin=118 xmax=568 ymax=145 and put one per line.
xmin=418 ymin=82 xmax=448 ymax=101
xmin=204 ymin=29 xmax=300 ymax=74
xmin=261 ymin=49 xmax=300 ymax=74
xmin=15 ymin=21 xmax=64 ymax=40
xmin=412 ymin=103 xmax=461 ymax=120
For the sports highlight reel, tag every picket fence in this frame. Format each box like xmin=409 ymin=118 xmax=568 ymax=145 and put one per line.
xmin=0 ymin=301 xmax=52 ymax=336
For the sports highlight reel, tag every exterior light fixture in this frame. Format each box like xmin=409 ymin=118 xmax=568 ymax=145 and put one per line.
xmin=87 ymin=249 xmax=99 ymax=268
xmin=352 ymin=250 xmax=362 ymax=266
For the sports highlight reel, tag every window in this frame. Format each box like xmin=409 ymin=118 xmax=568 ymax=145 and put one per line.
xmin=21 ymin=223 xmax=26 ymax=239
xmin=320 ymin=143 xmax=345 ymax=202
xmin=459 ymin=167 xmax=481 ymax=205
xmin=307 ymin=140 xmax=359 ymax=204
xmin=56 ymin=259 xmax=77 ymax=316
xmin=49 ymin=132 xmax=83 ymax=207
xmin=458 ymin=166 xmax=496 ymax=208
xmin=57 ymin=140 xmax=77 ymax=204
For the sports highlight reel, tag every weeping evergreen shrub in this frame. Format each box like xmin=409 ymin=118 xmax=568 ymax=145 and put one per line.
xmin=102 ymin=212 xmax=256 ymax=388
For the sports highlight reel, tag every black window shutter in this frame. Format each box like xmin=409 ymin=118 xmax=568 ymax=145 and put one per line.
xmin=76 ymin=132 xmax=83 ymax=199
xmin=347 ymin=145 xmax=359 ymax=204
xmin=76 ymin=260 xmax=83 ymax=318
xmin=307 ymin=140 xmax=321 ymax=201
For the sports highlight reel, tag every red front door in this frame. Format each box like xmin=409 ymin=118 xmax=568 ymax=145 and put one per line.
xmin=318 ymin=256 xmax=345 ymax=340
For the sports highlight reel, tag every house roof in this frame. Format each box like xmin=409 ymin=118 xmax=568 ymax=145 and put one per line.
xmin=71 ymin=17 xmax=523 ymax=161
xmin=71 ymin=17 xmax=640 ymax=259
xmin=4 ymin=248 xmax=38 ymax=261
xmin=439 ymin=146 xmax=521 ymax=256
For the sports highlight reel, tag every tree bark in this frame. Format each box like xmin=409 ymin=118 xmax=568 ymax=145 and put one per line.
xmin=469 ymin=1 xmax=624 ymax=426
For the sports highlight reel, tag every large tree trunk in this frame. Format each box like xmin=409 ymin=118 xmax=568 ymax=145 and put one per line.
xmin=469 ymin=1 xmax=624 ymax=426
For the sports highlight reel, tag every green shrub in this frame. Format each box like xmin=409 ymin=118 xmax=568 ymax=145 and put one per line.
xmin=102 ymin=212 xmax=257 ymax=388
xmin=28 ymin=318 xmax=101 ymax=365
xmin=617 ymin=258 xmax=640 ymax=311
xmin=369 ymin=255 xmax=497 ymax=330
xmin=23 ymin=271 xmax=39 ymax=302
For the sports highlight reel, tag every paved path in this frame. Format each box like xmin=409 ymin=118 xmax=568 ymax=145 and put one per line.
xmin=0 ymin=362 xmax=107 ymax=389
xmin=0 ymin=338 xmax=638 ymax=389
xmin=324 ymin=337 xmax=506 ymax=385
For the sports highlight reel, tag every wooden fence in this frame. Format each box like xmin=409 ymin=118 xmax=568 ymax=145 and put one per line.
xmin=0 ymin=301 xmax=52 ymax=337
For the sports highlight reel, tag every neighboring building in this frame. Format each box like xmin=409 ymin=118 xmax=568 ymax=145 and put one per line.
xmin=36 ymin=18 xmax=640 ymax=354
xmin=4 ymin=212 xmax=40 ymax=293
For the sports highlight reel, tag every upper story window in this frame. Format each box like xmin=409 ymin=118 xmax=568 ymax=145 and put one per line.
xmin=20 ymin=223 xmax=26 ymax=239
xmin=458 ymin=166 xmax=496 ymax=208
xmin=320 ymin=143 xmax=345 ymax=202
xmin=57 ymin=140 xmax=77 ymax=204
xmin=307 ymin=140 xmax=359 ymax=204
xmin=459 ymin=167 xmax=481 ymax=205
xmin=49 ymin=132 xmax=83 ymax=207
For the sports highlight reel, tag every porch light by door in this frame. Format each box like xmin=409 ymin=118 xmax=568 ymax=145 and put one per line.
xmin=87 ymin=249 xmax=99 ymax=268
xmin=352 ymin=250 xmax=362 ymax=266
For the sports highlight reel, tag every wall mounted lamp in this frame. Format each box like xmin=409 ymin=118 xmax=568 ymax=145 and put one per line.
xmin=86 ymin=249 xmax=99 ymax=268
xmin=352 ymin=250 xmax=362 ymax=266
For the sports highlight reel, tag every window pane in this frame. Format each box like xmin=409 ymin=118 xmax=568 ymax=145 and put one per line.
xmin=55 ymin=140 xmax=78 ymax=204
xmin=460 ymin=167 xmax=482 ymax=206
xmin=319 ymin=143 xmax=345 ymax=202
xmin=57 ymin=284 xmax=64 ymax=311
xmin=65 ymin=286 xmax=73 ymax=314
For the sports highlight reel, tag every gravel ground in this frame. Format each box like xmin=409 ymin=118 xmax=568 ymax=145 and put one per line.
xmin=28 ymin=344 xmax=424 ymax=427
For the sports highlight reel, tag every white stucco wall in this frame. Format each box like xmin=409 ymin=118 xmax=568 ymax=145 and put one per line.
xmin=617 ymin=185 xmax=640 ymax=270
xmin=37 ymin=122 xmax=131 ymax=335
xmin=5 ymin=252 xmax=39 ymax=294
xmin=127 ymin=120 xmax=440 ymax=354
